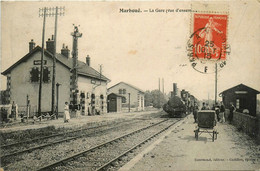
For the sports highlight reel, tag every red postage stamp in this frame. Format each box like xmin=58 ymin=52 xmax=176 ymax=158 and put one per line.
xmin=192 ymin=13 xmax=228 ymax=60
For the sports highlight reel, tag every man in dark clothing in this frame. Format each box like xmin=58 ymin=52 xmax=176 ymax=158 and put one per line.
xmin=201 ymin=102 xmax=206 ymax=110
xmin=11 ymin=101 xmax=17 ymax=120
xmin=219 ymin=102 xmax=225 ymax=123
xmin=193 ymin=103 xmax=199 ymax=123
xmin=215 ymin=103 xmax=220 ymax=122
xmin=229 ymin=102 xmax=235 ymax=123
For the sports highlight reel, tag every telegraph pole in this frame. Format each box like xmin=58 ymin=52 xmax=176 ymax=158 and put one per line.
xmin=38 ymin=7 xmax=46 ymax=118
xmin=99 ymin=64 xmax=102 ymax=86
xmin=39 ymin=7 xmax=65 ymax=118
xmin=128 ymin=93 xmax=131 ymax=112
xmin=51 ymin=7 xmax=65 ymax=116
xmin=56 ymin=83 xmax=61 ymax=119
xmin=158 ymin=78 xmax=161 ymax=108
xmin=215 ymin=63 xmax=218 ymax=105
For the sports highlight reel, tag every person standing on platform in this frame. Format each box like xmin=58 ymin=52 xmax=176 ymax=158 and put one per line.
xmin=219 ymin=101 xmax=225 ymax=123
xmin=229 ymin=102 xmax=236 ymax=124
xmin=201 ymin=102 xmax=206 ymax=110
xmin=11 ymin=101 xmax=18 ymax=120
xmin=205 ymin=103 xmax=210 ymax=110
xmin=193 ymin=102 xmax=199 ymax=123
xmin=64 ymin=102 xmax=70 ymax=123
xmin=215 ymin=102 xmax=220 ymax=122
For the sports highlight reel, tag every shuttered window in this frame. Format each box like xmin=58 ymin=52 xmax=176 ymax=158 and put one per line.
xmin=30 ymin=67 xmax=39 ymax=82
xmin=43 ymin=67 xmax=50 ymax=83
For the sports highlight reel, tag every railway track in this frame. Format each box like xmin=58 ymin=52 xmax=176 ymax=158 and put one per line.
xmin=0 ymin=119 xmax=131 ymax=149
xmin=36 ymin=118 xmax=181 ymax=171
xmin=0 ymin=119 xmax=142 ymax=164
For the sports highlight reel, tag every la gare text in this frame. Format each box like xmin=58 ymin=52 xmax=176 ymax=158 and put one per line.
xmin=119 ymin=8 xmax=192 ymax=13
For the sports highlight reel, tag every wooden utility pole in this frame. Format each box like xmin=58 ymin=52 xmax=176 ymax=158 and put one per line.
xmin=93 ymin=64 xmax=103 ymax=90
xmin=56 ymin=83 xmax=61 ymax=119
xmin=51 ymin=7 xmax=65 ymax=116
xmin=39 ymin=7 xmax=65 ymax=118
xmin=158 ymin=78 xmax=161 ymax=108
xmin=99 ymin=65 xmax=102 ymax=86
xmin=128 ymin=93 xmax=131 ymax=112
xmin=26 ymin=95 xmax=29 ymax=122
xmin=38 ymin=7 xmax=46 ymax=118
xmin=215 ymin=63 xmax=218 ymax=105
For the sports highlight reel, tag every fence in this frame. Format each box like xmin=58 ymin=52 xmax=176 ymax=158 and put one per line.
xmin=18 ymin=105 xmax=37 ymax=118
xmin=232 ymin=111 xmax=257 ymax=138
xmin=0 ymin=104 xmax=37 ymax=121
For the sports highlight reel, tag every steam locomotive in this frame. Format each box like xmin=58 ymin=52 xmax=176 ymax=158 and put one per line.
xmin=163 ymin=88 xmax=198 ymax=118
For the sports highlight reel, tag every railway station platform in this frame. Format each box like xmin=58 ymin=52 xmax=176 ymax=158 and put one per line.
xmin=121 ymin=115 xmax=260 ymax=171
xmin=0 ymin=109 xmax=159 ymax=133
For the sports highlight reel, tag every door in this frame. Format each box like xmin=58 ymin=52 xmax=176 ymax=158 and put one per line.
xmin=108 ymin=97 xmax=117 ymax=112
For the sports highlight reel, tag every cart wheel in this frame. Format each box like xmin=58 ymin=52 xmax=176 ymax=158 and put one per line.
xmin=195 ymin=130 xmax=198 ymax=140
xmin=212 ymin=131 xmax=215 ymax=142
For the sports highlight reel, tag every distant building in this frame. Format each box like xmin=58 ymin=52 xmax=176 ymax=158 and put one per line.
xmin=219 ymin=84 xmax=260 ymax=116
xmin=108 ymin=82 xmax=145 ymax=111
xmin=107 ymin=93 xmax=123 ymax=113
xmin=1 ymin=38 xmax=110 ymax=115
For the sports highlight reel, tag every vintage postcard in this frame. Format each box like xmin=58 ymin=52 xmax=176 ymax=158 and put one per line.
xmin=1 ymin=0 xmax=260 ymax=170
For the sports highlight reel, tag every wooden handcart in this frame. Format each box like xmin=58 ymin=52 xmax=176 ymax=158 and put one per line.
xmin=194 ymin=110 xmax=218 ymax=142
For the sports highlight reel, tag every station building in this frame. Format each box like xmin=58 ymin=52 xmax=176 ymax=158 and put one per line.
xmin=108 ymin=82 xmax=145 ymax=111
xmin=219 ymin=84 xmax=260 ymax=116
xmin=1 ymin=38 xmax=110 ymax=116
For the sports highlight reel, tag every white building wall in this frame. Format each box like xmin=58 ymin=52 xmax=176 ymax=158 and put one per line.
xmin=108 ymin=83 xmax=144 ymax=111
xmin=9 ymin=51 xmax=71 ymax=113
xmin=78 ymin=76 xmax=108 ymax=114
xmin=55 ymin=61 xmax=71 ymax=113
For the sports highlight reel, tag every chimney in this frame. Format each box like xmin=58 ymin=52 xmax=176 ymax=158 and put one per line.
xmin=173 ymin=83 xmax=177 ymax=96
xmin=61 ymin=44 xmax=70 ymax=58
xmin=29 ymin=39 xmax=35 ymax=52
xmin=46 ymin=35 xmax=54 ymax=54
xmin=86 ymin=55 xmax=90 ymax=66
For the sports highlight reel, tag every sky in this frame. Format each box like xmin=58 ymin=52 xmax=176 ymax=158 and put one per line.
xmin=1 ymin=0 xmax=260 ymax=101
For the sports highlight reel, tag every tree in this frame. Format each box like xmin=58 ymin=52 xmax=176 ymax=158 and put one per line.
xmin=144 ymin=90 xmax=153 ymax=106
xmin=144 ymin=90 xmax=167 ymax=108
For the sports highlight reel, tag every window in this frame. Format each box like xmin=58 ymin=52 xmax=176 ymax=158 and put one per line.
xmin=122 ymin=97 xmax=126 ymax=103
xmin=43 ymin=67 xmax=50 ymax=83
xmin=123 ymin=89 xmax=126 ymax=94
xmin=119 ymin=89 xmax=123 ymax=94
xmin=30 ymin=67 xmax=39 ymax=82
xmin=30 ymin=67 xmax=50 ymax=83
xmin=236 ymin=99 xmax=240 ymax=109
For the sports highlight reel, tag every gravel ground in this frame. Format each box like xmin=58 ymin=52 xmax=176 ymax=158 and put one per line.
xmin=3 ymin=116 xmax=165 ymax=170
xmin=1 ymin=110 xmax=162 ymax=146
xmin=53 ymin=119 xmax=178 ymax=171
xmin=0 ymin=110 xmax=160 ymax=133
xmin=1 ymin=119 xmax=140 ymax=155
xmin=126 ymin=115 xmax=260 ymax=171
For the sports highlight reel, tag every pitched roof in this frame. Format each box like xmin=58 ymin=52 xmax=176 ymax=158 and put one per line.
xmin=219 ymin=83 xmax=260 ymax=95
xmin=108 ymin=82 xmax=145 ymax=93
xmin=1 ymin=46 xmax=110 ymax=81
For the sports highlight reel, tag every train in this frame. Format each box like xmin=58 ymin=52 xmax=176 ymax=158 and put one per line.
xmin=163 ymin=88 xmax=199 ymax=118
